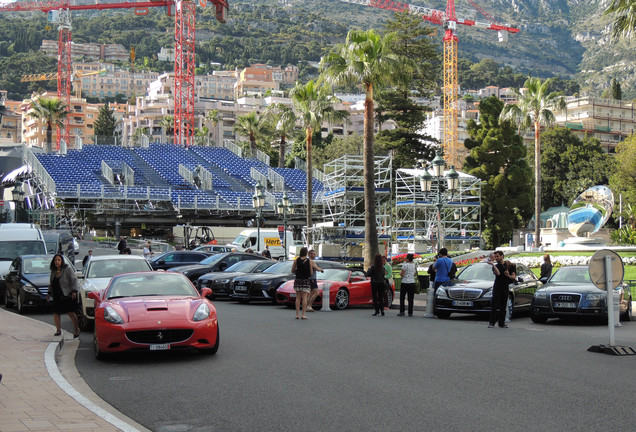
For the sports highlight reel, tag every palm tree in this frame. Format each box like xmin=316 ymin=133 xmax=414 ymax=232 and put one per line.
xmin=28 ymin=97 xmax=68 ymax=153
xmin=195 ymin=126 xmax=210 ymax=146
xmin=234 ymin=112 xmax=265 ymax=158
xmin=264 ymin=102 xmax=297 ymax=168
xmin=604 ymin=0 xmax=636 ymax=38
xmin=205 ymin=109 xmax=222 ymax=146
xmin=320 ymin=29 xmax=408 ymax=267
xmin=160 ymin=115 xmax=174 ymax=142
xmin=500 ymin=77 xmax=566 ymax=249
xmin=290 ymin=80 xmax=347 ymax=246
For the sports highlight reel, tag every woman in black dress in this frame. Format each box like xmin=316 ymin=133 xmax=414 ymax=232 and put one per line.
xmin=46 ymin=254 xmax=80 ymax=337
xmin=367 ymin=253 xmax=386 ymax=316
xmin=291 ymin=247 xmax=312 ymax=320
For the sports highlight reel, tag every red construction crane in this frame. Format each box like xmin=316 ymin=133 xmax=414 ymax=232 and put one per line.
xmin=340 ymin=0 xmax=519 ymax=168
xmin=0 ymin=0 xmax=228 ymax=149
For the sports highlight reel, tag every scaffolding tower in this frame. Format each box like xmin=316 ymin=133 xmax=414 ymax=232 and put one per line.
xmin=394 ymin=167 xmax=482 ymax=254
xmin=309 ymin=154 xmax=393 ymax=261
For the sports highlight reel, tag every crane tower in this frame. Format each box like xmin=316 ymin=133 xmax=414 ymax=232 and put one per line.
xmin=340 ymin=0 xmax=519 ymax=168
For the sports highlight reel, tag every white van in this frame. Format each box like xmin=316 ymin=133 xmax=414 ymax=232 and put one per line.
xmin=0 ymin=223 xmax=47 ymax=304
xmin=227 ymin=229 xmax=295 ymax=259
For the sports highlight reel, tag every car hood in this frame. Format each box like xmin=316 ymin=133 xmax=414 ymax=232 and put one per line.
xmin=444 ymin=279 xmax=494 ymax=291
xmin=537 ymin=282 xmax=601 ymax=294
xmin=81 ymin=277 xmax=112 ymax=292
xmin=113 ymin=297 xmax=200 ymax=322
xmin=200 ymin=272 xmax=245 ymax=281
xmin=234 ymin=272 xmax=291 ymax=282
xmin=167 ymin=264 xmax=207 ymax=273
xmin=23 ymin=273 xmax=51 ymax=288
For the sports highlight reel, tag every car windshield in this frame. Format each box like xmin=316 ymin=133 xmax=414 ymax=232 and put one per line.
xmin=199 ymin=254 xmax=226 ymax=266
xmin=457 ymin=264 xmax=496 ymax=281
xmin=87 ymin=259 xmax=152 ymax=279
xmin=226 ymin=260 xmax=265 ymax=272
xmin=23 ymin=257 xmax=53 ymax=274
xmin=549 ymin=267 xmax=592 ymax=283
xmin=107 ymin=273 xmax=197 ymax=298
xmin=0 ymin=241 xmax=47 ymax=260
xmin=263 ymin=261 xmax=294 ymax=274
xmin=318 ymin=268 xmax=351 ymax=281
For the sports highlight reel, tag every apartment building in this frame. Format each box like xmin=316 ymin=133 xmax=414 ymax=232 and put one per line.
xmin=41 ymin=40 xmax=129 ymax=62
xmin=234 ymin=64 xmax=278 ymax=99
xmin=72 ymin=62 xmax=159 ymax=100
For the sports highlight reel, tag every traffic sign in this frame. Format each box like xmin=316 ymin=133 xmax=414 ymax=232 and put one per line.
xmin=0 ymin=200 xmax=4 ymax=206
xmin=278 ymin=225 xmax=285 ymax=242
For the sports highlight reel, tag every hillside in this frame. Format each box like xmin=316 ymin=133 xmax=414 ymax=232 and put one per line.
xmin=0 ymin=0 xmax=633 ymax=98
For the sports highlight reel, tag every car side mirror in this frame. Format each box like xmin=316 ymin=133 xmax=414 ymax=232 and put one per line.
xmin=219 ymin=263 xmax=227 ymax=271
xmin=516 ymin=276 xmax=523 ymax=283
xmin=539 ymin=277 xmax=548 ymax=284
xmin=76 ymin=270 xmax=83 ymax=278
xmin=157 ymin=260 xmax=165 ymax=265
xmin=87 ymin=291 xmax=100 ymax=302
xmin=201 ymin=287 xmax=212 ymax=298
xmin=351 ymin=276 xmax=365 ymax=282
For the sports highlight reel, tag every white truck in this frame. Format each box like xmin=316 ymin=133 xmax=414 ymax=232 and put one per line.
xmin=227 ymin=229 xmax=295 ymax=259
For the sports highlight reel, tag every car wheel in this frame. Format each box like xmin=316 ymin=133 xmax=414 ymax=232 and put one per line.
xmin=530 ymin=307 xmax=548 ymax=324
xmin=385 ymin=290 xmax=393 ymax=308
xmin=622 ymin=297 xmax=632 ymax=322
xmin=16 ymin=291 xmax=25 ymax=314
xmin=200 ymin=325 xmax=220 ymax=355
xmin=3 ymin=289 xmax=12 ymax=308
xmin=333 ymin=288 xmax=349 ymax=310
xmin=77 ymin=299 xmax=93 ymax=331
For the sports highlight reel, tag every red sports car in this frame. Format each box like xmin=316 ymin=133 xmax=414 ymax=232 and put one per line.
xmin=88 ymin=271 xmax=219 ymax=360
xmin=276 ymin=268 xmax=395 ymax=310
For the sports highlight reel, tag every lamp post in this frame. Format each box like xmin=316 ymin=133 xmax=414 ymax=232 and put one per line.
xmin=252 ymin=180 xmax=265 ymax=252
xmin=419 ymin=151 xmax=460 ymax=252
xmin=277 ymin=192 xmax=294 ymax=259
xmin=11 ymin=180 xmax=24 ymax=223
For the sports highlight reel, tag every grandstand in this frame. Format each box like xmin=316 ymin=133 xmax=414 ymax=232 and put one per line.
xmin=31 ymin=142 xmax=321 ymax=225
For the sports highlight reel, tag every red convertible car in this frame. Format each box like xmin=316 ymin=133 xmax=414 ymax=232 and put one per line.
xmin=276 ymin=268 xmax=394 ymax=310
xmin=88 ymin=272 xmax=219 ymax=360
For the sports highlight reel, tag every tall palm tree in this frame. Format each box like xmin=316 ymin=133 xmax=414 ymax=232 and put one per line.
xmin=604 ymin=0 xmax=636 ymax=38
xmin=160 ymin=115 xmax=174 ymax=142
xmin=205 ymin=109 xmax=222 ymax=146
xmin=195 ymin=126 xmax=210 ymax=146
xmin=234 ymin=111 xmax=266 ymax=158
xmin=28 ymin=97 xmax=68 ymax=153
xmin=290 ymin=80 xmax=347 ymax=246
xmin=264 ymin=102 xmax=297 ymax=168
xmin=320 ymin=29 xmax=408 ymax=267
xmin=500 ymin=77 xmax=566 ymax=249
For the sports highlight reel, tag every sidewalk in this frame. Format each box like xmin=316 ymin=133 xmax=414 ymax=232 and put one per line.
xmin=390 ymin=292 xmax=428 ymax=311
xmin=0 ymin=309 xmax=149 ymax=432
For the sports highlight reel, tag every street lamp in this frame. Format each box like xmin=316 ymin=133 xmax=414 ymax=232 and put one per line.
xmin=277 ymin=192 xmax=295 ymax=259
xmin=252 ymin=180 xmax=265 ymax=252
xmin=11 ymin=180 xmax=25 ymax=223
xmin=419 ymin=150 xmax=460 ymax=252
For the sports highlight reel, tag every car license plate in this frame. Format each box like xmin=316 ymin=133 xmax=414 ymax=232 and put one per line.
xmin=290 ymin=293 xmax=296 ymax=298
xmin=149 ymin=343 xmax=170 ymax=351
xmin=452 ymin=300 xmax=473 ymax=307
xmin=554 ymin=302 xmax=577 ymax=308
xmin=235 ymin=286 xmax=247 ymax=292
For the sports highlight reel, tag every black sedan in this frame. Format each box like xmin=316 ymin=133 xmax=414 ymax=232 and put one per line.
xmin=530 ymin=266 xmax=633 ymax=323
xmin=4 ymin=254 xmax=74 ymax=313
xmin=434 ymin=262 xmax=542 ymax=319
xmin=167 ymin=252 xmax=268 ymax=283
xmin=197 ymin=259 xmax=276 ymax=298
xmin=148 ymin=251 xmax=213 ymax=271
xmin=230 ymin=260 xmax=347 ymax=304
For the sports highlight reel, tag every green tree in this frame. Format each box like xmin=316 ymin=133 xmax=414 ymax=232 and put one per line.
xmin=320 ymin=29 xmax=406 ymax=267
xmin=160 ymin=115 xmax=174 ymax=140
xmin=314 ymin=133 xmax=363 ymax=170
xmin=604 ymin=0 xmax=636 ymax=39
xmin=264 ymin=102 xmax=297 ymax=168
xmin=540 ymin=128 xmax=615 ymax=208
xmin=290 ymin=80 xmax=347 ymax=244
xmin=93 ymin=102 xmax=117 ymax=144
xmin=612 ymin=78 xmax=622 ymax=100
xmin=499 ymin=77 xmax=566 ymax=248
xmin=195 ymin=126 xmax=210 ymax=146
xmin=28 ymin=96 xmax=68 ymax=153
xmin=609 ymin=136 xmax=636 ymax=206
xmin=234 ymin=111 xmax=267 ymax=157
xmin=464 ymin=96 xmax=533 ymax=248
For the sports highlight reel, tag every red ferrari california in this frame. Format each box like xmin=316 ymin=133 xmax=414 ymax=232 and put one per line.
xmin=88 ymin=271 xmax=219 ymax=360
xmin=276 ymin=268 xmax=394 ymax=310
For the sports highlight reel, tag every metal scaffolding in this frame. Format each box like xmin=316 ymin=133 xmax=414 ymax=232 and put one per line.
xmin=309 ymin=154 xmax=392 ymax=261
xmin=393 ymin=167 xmax=482 ymax=253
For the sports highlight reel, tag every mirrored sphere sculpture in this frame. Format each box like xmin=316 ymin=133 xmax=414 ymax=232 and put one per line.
xmin=567 ymin=186 xmax=614 ymax=237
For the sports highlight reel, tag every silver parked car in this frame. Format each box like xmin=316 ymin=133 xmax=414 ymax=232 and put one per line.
xmin=77 ymin=254 xmax=153 ymax=330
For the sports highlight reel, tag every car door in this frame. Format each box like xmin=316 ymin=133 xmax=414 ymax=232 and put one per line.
xmin=348 ymin=270 xmax=369 ymax=304
xmin=5 ymin=257 xmax=20 ymax=303
xmin=513 ymin=265 xmax=538 ymax=307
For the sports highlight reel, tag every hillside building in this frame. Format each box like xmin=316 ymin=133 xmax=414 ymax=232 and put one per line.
xmin=40 ymin=40 xmax=129 ymax=62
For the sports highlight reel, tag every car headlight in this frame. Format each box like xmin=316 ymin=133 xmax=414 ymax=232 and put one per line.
xmin=586 ymin=293 xmax=605 ymax=301
xmin=193 ymin=303 xmax=210 ymax=321
xmin=534 ymin=291 xmax=547 ymax=299
xmin=104 ymin=306 xmax=124 ymax=324
xmin=218 ymin=279 xmax=230 ymax=284
xmin=482 ymin=291 xmax=492 ymax=299
xmin=436 ymin=288 xmax=449 ymax=299
xmin=23 ymin=283 xmax=39 ymax=294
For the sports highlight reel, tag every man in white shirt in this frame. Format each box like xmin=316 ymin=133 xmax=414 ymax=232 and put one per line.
xmin=398 ymin=253 xmax=417 ymax=317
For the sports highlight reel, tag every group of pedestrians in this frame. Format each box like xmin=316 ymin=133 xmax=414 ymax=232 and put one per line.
xmin=291 ymin=246 xmax=323 ymax=320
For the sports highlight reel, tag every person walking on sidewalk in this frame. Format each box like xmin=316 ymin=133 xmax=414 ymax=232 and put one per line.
xmin=367 ymin=254 xmax=386 ymax=316
xmin=398 ymin=253 xmax=417 ymax=317
xmin=46 ymin=254 xmax=80 ymax=338
xmin=305 ymin=249 xmax=323 ymax=312
xmin=291 ymin=247 xmax=312 ymax=320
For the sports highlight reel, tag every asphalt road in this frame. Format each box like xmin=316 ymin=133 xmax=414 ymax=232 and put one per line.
xmin=21 ymin=244 xmax=636 ymax=432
